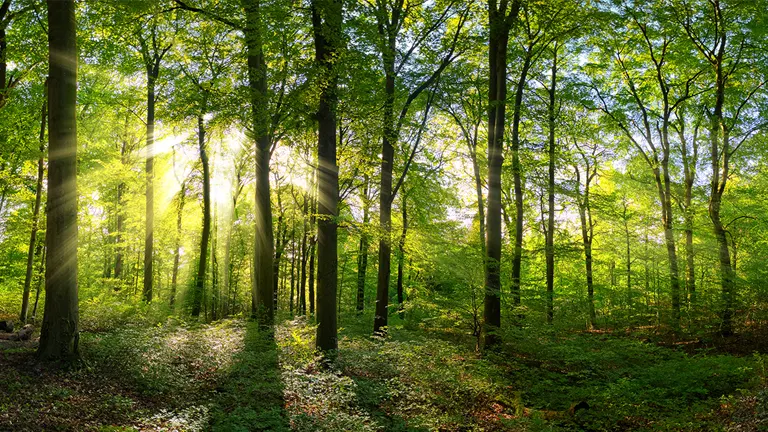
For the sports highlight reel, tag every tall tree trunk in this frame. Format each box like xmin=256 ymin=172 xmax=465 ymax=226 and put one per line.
xmin=661 ymin=159 xmax=681 ymax=327
xmin=545 ymin=48 xmax=557 ymax=325
xmin=356 ymin=177 xmax=370 ymax=312
xmin=712 ymin=126 xmax=735 ymax=337
xmin=510 ymin=53 xmax=532 ymax=308
xmin=313 ymin=0 xmax=341 ymax=352
xmin=244 ymin=0 xmax=274 ymax=325
xmin=374 ymin=43 xmax=396 ymax=336
xmin=396 ymin=193 xmax=407 ymax=319
xmin=290 ymin=225 xmax=296 ymax=315
xmin=0 ymin=0 xmax=13 ymax=110
xmin=470 ymin=143 xmax=485 ymax=254
xmin=273 ymin=180 xmax=285 ymax=312
xmin=211 ymin=198 xmax=219 ymax=321
xmin=308 ymin=192 xmax=317 ymax=315
xmin=21 ymin=80 xmax=46 ymax=323
xmin=192 ymin=114 xmax=210 ymax=317
xmin=273 ymin=211 xmax=286 ymax=313
xmin=678 ymin=122 xmax=698 ymax=304
xmin=39 ymin=0 xmax=79 ymax=361
xmin=170 ymin=183 xmax=185 ymax=308
xmin=299 ymin=192 xmax=309 ymax=315
xmin=114 ymin=117 xmax=128 ymax=279
xmin=623 ymin=208 xmax=632 ymax=312
xmin=143 ymin=69 xmax=157 ymax=303
xmin=483 ymin=0 xmax=520 ymax=349
xmin=574 ymin=150 xmax=596 ymax=328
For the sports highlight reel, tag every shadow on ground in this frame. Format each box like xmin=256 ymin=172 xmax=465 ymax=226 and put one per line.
xmin=209 ymin=321 xmax=290 ymax=431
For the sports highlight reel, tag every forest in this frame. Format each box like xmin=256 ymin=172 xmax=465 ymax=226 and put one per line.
xmin=0 ymin=0 xmax=767 ymax=430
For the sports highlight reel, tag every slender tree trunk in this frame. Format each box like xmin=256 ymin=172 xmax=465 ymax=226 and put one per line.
xmin=339 ymin=253 xmax=348 ymax=314
xmin=39 ymin=0 xmax=79 ymax=361
xmin=308 ymin=192 xmax=317 ymax=315
xmin=245 ymin=0 xmax=274 ymax=325
xmin=545 ymin=49 xmax=557 ymax=325
xmin=660 ymin=161 xmax=681 ymax=327
xmin=300 ymin=192 xmax=309 ymax=315
xmin=114 ymin=117 xmax=128 ymax=279
xmin=679 ymin=123 xmax=698 ymax=305
xmin=273 ymin=215 xmax=286 ymax=313
xmin=712 ymin=146 xmax=735 ymax=336
xmin=170 ymin=182 xmax=185 ymax=308
xmin=356 ymin=177 xmax=369 ymax=312
xmin=396 ymin=194 xmax=408 ymax=319
xmin=624 ymin=216 xmax=631 ymax=312
xmin=470 ymin=145 xmax=485 ymax=254
xmin=575 ymin=160 xmax=596 ymax=328
xmin=313 ymin=0 xmax=341 ymax=352
xmin=211 ymin=199 xmax=219 ymax=321
xmin=510 ymin=54 xmax=532 ymax=308
xmin=290 ymin=225 xmax=296 ymax=315
xmin=143 ymin=69 xmax=157 ymax=303
xmin=192 ymin=114 xmax=210 ymax=317
xmin=709 ymin=64 xmax=736 ymax=336
xmin=21 ymin=80 xmax=47 ymax=323
xmin=32 ymin=244 xmax=46 ymax=321
xmin=222 ymin=182 xmax=241 ymax=316
xmin=374 ymin=48 xmax=396 ymax=336
xmin=114 ymin=174 xmax=125 ymax=279
xmin=0 ymin=1 xmax=13 ymax=110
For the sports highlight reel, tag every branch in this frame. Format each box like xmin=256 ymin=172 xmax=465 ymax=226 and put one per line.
xmin=391 ymin=84 xmax=437 ymax=204
xmin=169 ymin=0 xmax=242 ymax=29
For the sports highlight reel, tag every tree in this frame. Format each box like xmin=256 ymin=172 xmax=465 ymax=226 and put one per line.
xmin=135 ymin=8 xmax=174 ymax=304
xmin=38 ymin=0 xmax=79 ymax=361
xmin=369 ymin=0 xmax=467 ymax=336
xmin=674 ymin=0 xmax=768 ymax=336
xmin=591 ymin=5 xmax=701 ymax=329
xmin=20 ymin=79 xmax=45 ymax=323
xmin=570 ymin=135 xmax=600 ymax=328
xmin=483 ymin=0 xmax=521 ymax=348
xmin=313 ymin=0 xmax=343 ymax=353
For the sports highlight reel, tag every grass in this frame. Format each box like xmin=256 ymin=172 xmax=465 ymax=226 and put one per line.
xmin=0 ymin=312 xmax=766 ymax=431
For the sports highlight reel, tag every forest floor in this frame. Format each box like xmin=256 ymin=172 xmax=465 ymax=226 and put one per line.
xmin=1 ymin=313 xmax=767 ymax=431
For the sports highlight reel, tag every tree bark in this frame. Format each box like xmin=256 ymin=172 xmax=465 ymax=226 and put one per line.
xmin=273 ymin=210 xmax=286 ymax=313
xmin=356 ymin=177 xmax=370 ymax=312
xmin=622 ymin=201 xmax=632 ymax=312
xmin=308 ymin=192 xmax=317 ymax=315
xmin=396 ymin=193 xmax=407 ymax=318
xmin=191 ymin=114 xmax=210 ymax=317
xmin=545 ymin=48 xmax=557 ymax=325
xmin=483 ymin=0 xmax=520 ymax=349
xmin=299 ymin=192 xmax=309 ymax=315
xmin=574 ymin=146 xmax=596 ymax=328
xmin=170 ymin=182 xmax=185 ymax=308
xmin=373 ymin=39 xmax=396 ymax=336
xmin=510 ymin=52 xmax=532 ymax=309
xmin=312 ymin=0 xmax=342 ymax=353
xmin=38 ymin=0 xmax=79 ymax=361
xmin=21 ymin=80 xmax=46 ymax=323
xmin=289 ymin=224 xmax=296 ymax=315
xmin=245 ymin=0 xmax=274 ymax=325
xmin=143 ymin=67 xmax=158 ymax=303
xmin=114 ymin=118 xmax=128 ymax=279
xmin=32 ymin=244 xmax=46 ymax=320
